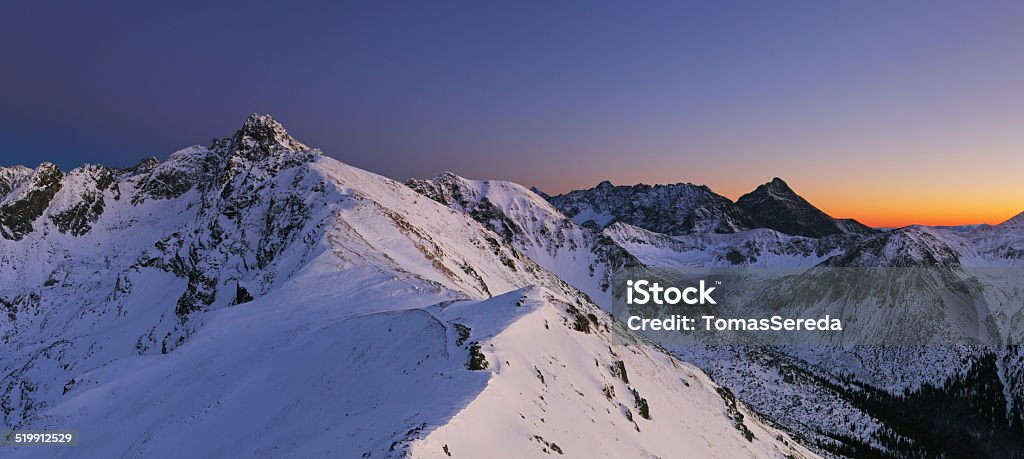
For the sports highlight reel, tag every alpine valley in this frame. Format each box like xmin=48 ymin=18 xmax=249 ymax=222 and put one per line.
xmin=2 ymin=115 xmax=1022 ymax=458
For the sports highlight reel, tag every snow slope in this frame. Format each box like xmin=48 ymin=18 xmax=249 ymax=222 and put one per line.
xmin=604 ymin=222 xmax=850 ymax=268
xmin=1 ymin=115 xmax=811 ymax=458
xmin=407 ymin=172 xmax=637 ymax=308
xmin=413 ymin=290 xmax=810 ymax=459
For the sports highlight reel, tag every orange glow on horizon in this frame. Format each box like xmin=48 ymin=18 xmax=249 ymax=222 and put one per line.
xmin=820 ymin=207 xmax=1021 ymax=229
xmin=545 ymin=175 xmax=1023 ymax=229
xmin=784 ymin=185 xmax=1022 ymax=228
xmin=538 ymin=145 xmax=1024 ymax=229
xmin=724 ymin=184 xmax=1024 ymax=229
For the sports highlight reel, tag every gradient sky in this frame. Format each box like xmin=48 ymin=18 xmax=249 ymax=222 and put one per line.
xmin=2 ymin=1 xmax=1022 ymax=227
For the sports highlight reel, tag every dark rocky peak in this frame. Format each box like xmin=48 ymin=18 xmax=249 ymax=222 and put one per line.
xmin=406 ymin=172 xmax=474 ymax=208
xmin=0 ymin=163 xmax=64 ymax=241
xmin=547 ymin=180 xmax=755 ymax=235
xmin=47 ymin=164 xmax=116 ymax=237
xmin=738 ymin=177 xmax=874 ymax=238
xmin=123 ymin=157 xmax=159 ymax=175
xmin=528 ymin=186 xmax=550 ymax=200
xmin=213 ymin=114 xmax=311 ymax=161
xmin=747 ymin=177 xmax=800 ymax=201
xmin=763 ymin=177 xmax=795 ymax=194
xmin=135 ymin=115 xmax=319 ymax=202
xmin=433 ymin=170 xmax=463 ymax=185
xmin=28 ymin=163 xmax=63 ymax=186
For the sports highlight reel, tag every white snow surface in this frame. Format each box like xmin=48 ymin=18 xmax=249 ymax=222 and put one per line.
xmin=0 ymin=117 xmax=811 ymax=458
xmin=406 ymin=172 xmax=628 ymax=308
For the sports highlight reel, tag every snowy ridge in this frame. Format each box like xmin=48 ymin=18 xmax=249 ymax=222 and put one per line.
xmin=604 ymin=222 xmax=850 ymax=268
xmin=546 ymin=180 xmax=756 ymax=235
xmin=551 ymin=175 xmax=1024 ymax=455
xmin=822 ymin=226 xmax=962 ymax=267
xmin=6 ymin=112 xmax=1020 ymax=457
xmin=956 ymin=215 xmax=1024 ymax=266
xmin=0 ymin=165 xmax=34 ymax=201
xmin=407 ymin=172 xmax=638 ymax=307
xmin=413 ymin=289 xmax=811 ymax=458
xmin=0 ymin=163 xmax=64 ymax=240
xmin=1000 ymin=211 xmax=1024 ymax=229
xmin=1 ymin=115 xmax=810 ymax=458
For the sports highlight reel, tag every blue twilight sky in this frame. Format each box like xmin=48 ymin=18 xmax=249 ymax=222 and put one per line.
xmin=2 ymin=1 xmax=1023 ymax=225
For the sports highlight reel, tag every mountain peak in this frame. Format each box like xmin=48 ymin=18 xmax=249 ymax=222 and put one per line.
xmin=134 ymin=115 xmax=319 ymax=202
xmin=217 ymin=113 xmax=311 ymax=160
xmin=738 ymin=177 xmax=874 ymax=238
xmin=0 ymin=164 xmax=37 ymax=201
xmin=128 ymin=156 xmax=159 ymax=173
xmin=824 ymin=227 xmax=961 ymax=267
xmin=546 ymin=180 xmax=755 ymax=235
xmin=528 ymin=186 xmax=550 ymax=199
xmin=239 ymin=113 xmax=287 ymax=136
xmin=435 ymin=171 xmax=462 ymax=182
xmin=760 ymin=177 xmax=796 ymax=196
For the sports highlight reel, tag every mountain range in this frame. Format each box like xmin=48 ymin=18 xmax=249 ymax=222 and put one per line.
xmin=2 ymin=114 xmax=1022 ymax=457
xmin=544 ymin=176 xmax=875 ymax=239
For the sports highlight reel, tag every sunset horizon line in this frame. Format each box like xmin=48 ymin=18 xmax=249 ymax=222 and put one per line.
xmin=536 ymin=176 xmax=1023 ymax=230
xmin=3 ymin=156 xmax=1020 ymax=230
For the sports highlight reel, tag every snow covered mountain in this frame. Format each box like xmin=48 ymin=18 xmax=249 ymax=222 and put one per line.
xmin=0 ymin=115 xmax=811 ymax=458
xmin=737 ymin=178 xmax=875 ymax=238
xmin=544 ymin=177 xmax=872 ymax=240
xmin=604 ymin=223 xmax=855 ymax=268
xmin=546 ymin=180 xmax=757 ymax=235
xmin=413 ymin=174 xmax=1024 ymax=455
xmin=821 ymin=226 xmax=962 ymax=267
xmin=0 ymin=166 xmax=34 ymax=201
xmin=814 ymin=214 xmax=1024 ymax=269
xmin=5 ymin=113 xmax=1020 ymax=457
xmin=581 ymin=187 xmax=1024 ymax=455
xmin=943 ymin=213 xmax=1024 ymax=266
xmin=406 ymin=172 xmax=638 ymax=307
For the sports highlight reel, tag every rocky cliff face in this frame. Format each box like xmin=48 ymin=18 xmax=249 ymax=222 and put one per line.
xmin=0 ymin=163 xmax=65 ymax=240
xmin=0 ymin=166 xmax=34 ymax=199
xmin=546 ymin=180 xmax=756 ymax=235
xmin=408 ymin=172 xmax=639 ymax=307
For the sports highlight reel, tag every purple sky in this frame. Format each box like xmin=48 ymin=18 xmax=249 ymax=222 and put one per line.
xmin=2 ymin=1 xmax=1023 ymax=225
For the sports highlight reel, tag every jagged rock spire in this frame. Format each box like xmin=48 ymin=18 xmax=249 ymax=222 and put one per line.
xmin=216 ymin=114 xmax=310 ymax=160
